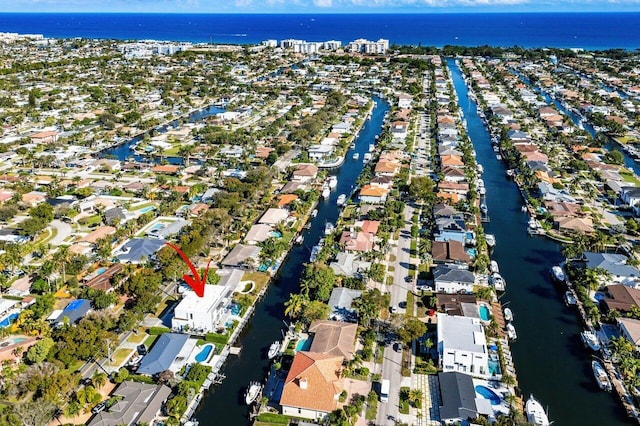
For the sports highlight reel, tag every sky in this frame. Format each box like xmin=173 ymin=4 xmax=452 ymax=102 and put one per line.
xmin=2 ymin=0 xmax=640 ymax=13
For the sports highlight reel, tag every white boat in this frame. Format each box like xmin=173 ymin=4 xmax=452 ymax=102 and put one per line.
xmin=592 ymin=360 xmax=612 ymax=392
xmin=309 ymin=245 xmax=320 ymax=262
xmin=363 ymin=153 xmax=372 ymax=163
xmin=564 ymin=291 xmax=577 ymax=306
xmin=485 ymin=234 xmax=496 ymax=248
xmin=321 ymin=186 xmax=330 ymax=199
xmin=551 ymin=265 xmax=566 ymax=283
xmin=352 ymin=152 xmax=360 ymax=160
xmin=506 ymin=322 xmax=517 ymax=340
xmin=336 ymin=194 xmax=346 ymax=206
xmin=476 ymin=164 xmax=484 ymax=174
xmin=324 ymin=222 xmax=335 ymax=235
xmin=368 ymin=144 xmax=375 ymax=152
xmin=528 ymin=217 xmax=538 ymax=230
xmin=349 ymin=143 xmax=355 ymax=149
xmin=581 ymin=330 xmax=601 ymax=351
xmin=245 ymin=381 xmax=262 ymax=405
xmin=311 ymin=209 xmax=318 ymax=218
xmin=490 ymin=273 xmax=506 ymax=291
xmin=504 ymin=307 xmax=513 ymax=322
xmin=294 ymin=235 xmax=304 ymax=245
xmin=526 ymin=395 xmax=550 ymax=426
xmin=490 ymin=260 xmax=500 ymax=274
xmin=480 ymin=204 xmax=488 ymax=214
xmin=478 ymin=187 xmax=486 ymax=195
xmin=267 ymin=341 xmax=281 ymax=359
xmin=328 ymin=176 xmax=338 ymax=189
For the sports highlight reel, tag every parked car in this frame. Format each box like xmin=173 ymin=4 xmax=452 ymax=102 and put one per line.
xmin=137 ymin=344 xmax=147 ymax=355
xmin=91 ymin=401 xmax=106 ymax=414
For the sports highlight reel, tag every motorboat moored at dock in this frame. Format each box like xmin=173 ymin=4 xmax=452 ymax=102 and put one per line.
xmin=526 ymin=394 xmax=550 ymax=426
xmin=245 ymin=381 xmax=262 ymax=405
xmin=592 ymin=360 xmax=612 ymax=392
xmin=581 ymin=330 xmax=601 ymax=352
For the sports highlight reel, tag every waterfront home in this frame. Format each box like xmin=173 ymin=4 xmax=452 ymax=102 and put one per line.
xmin=221 ymin=244 xmax=261 ymax=269
xmin=88 ymin=381 xmax=172 ymax=426
xmin=339 ymin=231 xmax=375 ymax=253
xmin=578 ymin=252 xmax=640 ymax=288
xmin=280 ymin=351 xmax=344 ymax=421
xmin=538 ymin=182 xmax=577 ymax=203
xmin=620 ymin=186 xmax=640 ymax=214
xmin=329 ymin=252 xmax=371 ymax=277
xmin=137 ymin=333 xmax=195 ymax=375
xmin=438 ymin=372 xmax=493 ymax=425
xmin=437 ymin=313 xmax=490 ymax=377
xmin=308 ymin=320 xmax=358 ymax=360
xmin=435 ymin=293 xmax=478 ymax=317
xmin=617 ymin=317 xmax=640 ymax=351
xmin=369 ymin=175 xmax=394 ymax=189
xmin=244 ymin=223 xmax=273 ymax=245
xmin=432 ymin=240 xmax=472 ymax=265
xmin=171 ymin=284 xmax=232 ymax=334
xmin=600 ymin=284 xmax=640 ymax=314
xmin=258 ymin=208 xmax=289 ymax=226
xmin=309 ymin=144 xmax=334 ymax=161
xmin=433 ymin=265 xmax=475 ymax=294
xmin=115 ymin=238 xmax=166 ymax=264
xmin=442 ymin=166 xmax=466 ymax=183
xmin=327 ymin=288 xmax=363 ymax=322
xmin=359 ymin=185 xmax=389 ymax=204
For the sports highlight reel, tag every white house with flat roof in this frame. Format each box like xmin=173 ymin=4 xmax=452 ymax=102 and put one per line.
xmin=437 ymin=313 xmax=489 ymax=378
xmin=172 ymin=284 xmax=231 ymax=334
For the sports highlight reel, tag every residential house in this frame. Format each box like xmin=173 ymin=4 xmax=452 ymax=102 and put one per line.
xmin=280 ymin=351 xmax=344 ymax=421
xmin=437 ymin=313 xmax=490 ymax=377
xmin=433 ymin=265 xmax=475 ymax=294
xmin=245 ymin=223 xmax=273 ymax=244
xmin=21 ymin=191 xmax=47 ymax=207
xmin=438 ymin=372 xmax=493 ymax=425
xmin=329 ymin=252 xmax=370 ymax=277
xmin=327 ymin=288 xmax=362 ymax=322
xmin=53 ymin=299 xmax=92 ymax=326
xmin=172 ymin=284 xmax=232 ymax=333
xmin=600 ymin=284 xmax=640 ymax=314
xmin=147 ymin=219 xmax=191 ymax=240
xmin=359 ymin=185 xmax=389 ymax=204
xmin=258 ymin=208 xmax=289 ymax=225
xmin=308 ymin=320 xmax=358 ymax=360
xmin=84 ymin=264 xmax=123 ymax=292
xmin=221 ymin=244 xmax=261 ymax=268
xmin=432 ymin=240 xmax=471 ymax=265
xmin=555 ymin=216 xmax=594 ymax=234
xmin=292 ymin=164 xmax=319 ymax=183
xmin=339 ymin=231 xmax=375 ymax=252
xmin=31 ymin=130 xmax=58 ymax=144
xmin=115 ymin=238 xmax=165 ymax=264
xmin=137 ymin=333 xmax=195 ymax=375
xmin=580 ymin=252 xmax=640 ymax=288
xmin=617 ymin=317 xmax=640 ymax=351
xmin=87 ymin=382 xmax=172 ymax=426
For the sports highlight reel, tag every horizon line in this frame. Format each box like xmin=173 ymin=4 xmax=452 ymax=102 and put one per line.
xmin=1 ymin=10 xmax=640 ymax=15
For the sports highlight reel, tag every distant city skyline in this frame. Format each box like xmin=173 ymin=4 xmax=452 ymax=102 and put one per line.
xmin=3 ymin=0 xmax=640 ymax=14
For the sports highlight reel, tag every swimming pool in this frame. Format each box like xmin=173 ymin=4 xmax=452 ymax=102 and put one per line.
xmin=475 ymin=385 xmax=501 ymax=405
xmin=0 ymin=313 xmax=19 ymax=328
xmin=139 ymin=206 xmax=155 ymax=213
xmin=488 ymin=359 xmax=501 ymax=376
xmin=295 ymin=338 xmax=312 ymax=352
xmin=270 ymin=231 xmax=282 ymax=238
xmin=150 ymin=223 xmax=165 ymax=232
xmin=96 ymin=267 xmax=108 ymax=275
xmin=195 ymin=344 xmax=214 ymax=363
xmin=478 ymin=304 xmax=491 ymax=321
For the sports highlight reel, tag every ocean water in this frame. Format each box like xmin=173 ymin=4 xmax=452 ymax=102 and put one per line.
xmin=0 ymin=12 xmax=639 ymax=50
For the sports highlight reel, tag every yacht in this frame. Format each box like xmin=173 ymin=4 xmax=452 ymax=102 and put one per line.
xmin=349 ymin=143 xmax=355 ymax=149
xmin=352 ymin=152 xmax=360 ymax=160
xmin=526 ymin=395 xmax=550 ymax=426
xmin=245 ymin=381 xmax=262 ymax=405
xmin=368 ymin=144 xmax=375 ymax=152
xmin=336 ymin=194 xmax=347 ymax=206
xmin=267 ymin=341 xmax=281 ymax=359
xmin=321 ymin=185 xmax=330 ymax=199
xmin=592 ymin=360 xmax=612 ymax=392
xmin=490 ymin=273 xmax=506 ymax=292
xmin=504 ymin=307 xmax=513 ymax=322
xmin=311 ymin=209 xmax=318 ymax=218
xmin=490 ymin=260 xmax=500 ymax=274
xmin=476 ymin=164 xmax=484 ymax=174
xmin=309 ymin=245 xmax=320 ymax=262
xmin=551 ymin=265 xmax=566 ymax=283
xmin=294 ymin=235 xmax=304 ymax=245
xmin=363 ymin=153 xmax=372 ymax=163
xmin=506 ymin=322 xmax=517 ymax=340
xmin=564 ymin=291 xmax=577 ymax=306
xmin=328 ymin=176 xmax=338 ymax=189
xmin=480 ymin=204 xmax=488 ymax=214
xmin=485 ymin=234 xmax=496 ymax=248
xmin=478 ymin=186 xmax=486 ymax=195
xmin=324 ymin=222 xmax=335 ymax=235
xmin=581 ymin=330 xmax=601 ymax=351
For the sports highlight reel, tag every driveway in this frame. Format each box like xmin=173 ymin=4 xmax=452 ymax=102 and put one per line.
xmin=49 ymin=219 xmax=72 ymax=246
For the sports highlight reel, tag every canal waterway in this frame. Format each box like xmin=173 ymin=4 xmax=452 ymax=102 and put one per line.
xmin=512 ymin=70 xmax=640 ymax=176
xmin=194 ymin=96 xmax=389 ymax=425
xmin=100 ymin=105 xmax=225 ymax=164
xmin=448 ymin=59 xmax=631 ymax=425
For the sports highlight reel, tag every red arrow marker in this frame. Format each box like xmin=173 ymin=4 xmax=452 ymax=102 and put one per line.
xmin=164 ymin=242 xmax=211 ymax=298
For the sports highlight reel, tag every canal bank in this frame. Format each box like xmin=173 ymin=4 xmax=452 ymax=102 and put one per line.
xmin=193 ymin=96 xmax=390 ymax=425
xmin=448 ymin=59 xmax=631 ymax=425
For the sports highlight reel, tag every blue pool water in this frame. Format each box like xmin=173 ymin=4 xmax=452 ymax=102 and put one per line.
xmin=229 ymin=304 xmax=241 ymax=316
xmin=466 ymin=248 xmax=477 ymax=258
xmin=295 ymin=338 xmax=312 ymax=352
xmin=0 ymin=313 xmax=19 ymax=328
xmin=488 ymin=359 xmax=501 ymax=375
xmin=195 ymin=344 xmax=214 ymax=363
xmin=475 ymin=385 xmax=501 ymax=405
xmin=96 ymin=267 xmax=108 ymax=275
xmin=479 ymin=304 xmax=491 ymax=321
xmin=270 ymin=231 xmax=282 ymax=238
xmin=139 ymin=206 xmax=155 ymax=213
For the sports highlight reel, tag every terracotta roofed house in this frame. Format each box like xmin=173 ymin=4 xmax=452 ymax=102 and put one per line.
xmin=308 ymin=319 xmax=358 ymax=360
xmin=280 ymin=351 xmax=344 ymax=421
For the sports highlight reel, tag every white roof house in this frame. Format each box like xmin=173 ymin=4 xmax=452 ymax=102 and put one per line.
xmin=172 ymin=284 xmax=231 ymax=334
xmin=437 ymin=313 xmax=491 ymax=378
xmin=258 ymin=208 xmax=289 ymax=225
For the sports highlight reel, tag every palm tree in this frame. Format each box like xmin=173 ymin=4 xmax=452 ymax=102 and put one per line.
xmin=408 ymin=388 xmax=423 ymax=408
xmin=284 ymin=293 xmax=307 ymax=318
xmin=53 ymin=245 xmax=71 ymax=284
xmin=92 ymin=371 xmax=107 ymax=389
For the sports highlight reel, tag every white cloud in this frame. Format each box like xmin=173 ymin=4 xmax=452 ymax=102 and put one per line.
xmin=314 ymin=0 xmax=333 ymax=6
xmin=235 ymin=0 xmax=252 ymax=6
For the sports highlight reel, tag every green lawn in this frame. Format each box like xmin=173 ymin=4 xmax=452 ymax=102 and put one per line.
xmin=127 ymin=331 xmax=147 ymax=344
xmin=144 ymin=334 xmax=159 ymax=348
xmin=107 ymin=348 xmax=133 ymax=367
xmin=406 ymin=291 xmax=415 ymax=317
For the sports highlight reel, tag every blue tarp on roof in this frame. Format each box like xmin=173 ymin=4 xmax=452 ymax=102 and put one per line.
xmin=137 ymin=333 xmax=190 ymax=375
xmin=54 ymin=299 xmax=91 ymax=325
